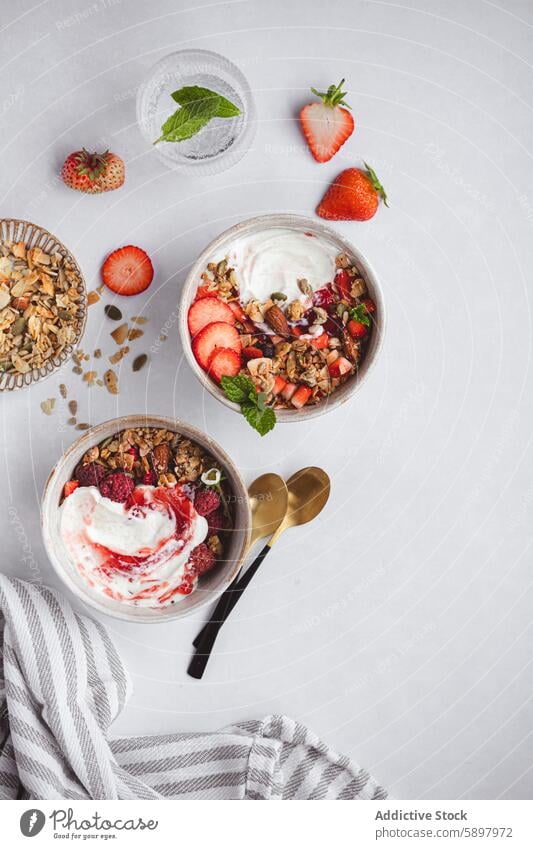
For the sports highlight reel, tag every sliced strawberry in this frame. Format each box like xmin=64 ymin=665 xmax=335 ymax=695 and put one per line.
xmin=299 ymin=80 xmax=354 ymax=163
xmin=192 ymin=321 xmax=241 ymax=370
xmin=101 ymin=245 xmax=154 ymax=296
xmin=272 ymin=375 xmax=287 ymax=395
xmin=207 ymin=347 xmax=241 ymax=383
xmin=63 ymin=480 xmax=80 ymax=498
xmin=348 ymin=319 xmax=368 ymax=339
xmin=329 ymin=356 xmax=353 ymax=378
xmin=291 ymin=386 xmax=313 ymax=408
xmin=187 ymin=297 xmax=235 ymax=338
xmin=281 ymin=382 xmax=297 ymax=401
xmin=195 ymin=285 xmax=215 ymax=300
xmin=242 ymin=345 xmax=263 ymax=361
xmin=309 ymin=332 xmax=329 ymax=350
xmin=227 ymin=300 xmax=248 ymax=323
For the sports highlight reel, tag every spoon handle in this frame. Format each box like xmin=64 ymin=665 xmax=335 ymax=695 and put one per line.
xmin=187 ymin=543 xmax=271 ymax=679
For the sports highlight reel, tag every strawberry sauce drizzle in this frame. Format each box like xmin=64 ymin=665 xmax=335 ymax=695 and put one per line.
xmin=87 ymin=485 xmax=199 ymax=603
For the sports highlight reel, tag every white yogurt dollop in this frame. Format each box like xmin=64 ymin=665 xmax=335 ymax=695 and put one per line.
xmin=225 ymin=228 xmax=338 ymax=304
xmin=59 ymin=485 xmax=208 ymax=608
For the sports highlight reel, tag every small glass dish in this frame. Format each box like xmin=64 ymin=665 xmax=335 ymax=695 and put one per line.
xmin=136 ymin=49 xmax=257 ymax=175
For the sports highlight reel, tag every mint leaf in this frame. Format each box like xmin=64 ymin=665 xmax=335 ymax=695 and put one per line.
xmin=221 ymin=375 xmax=276 ymax=435
xmin=242 ymin=402 xmax=276 ymax=436
xmin=221 ymin=374 xmax=256 ymax=404
xmin=154 ymin=97 xmax=220 ymax=144
xmin=171 ymin=85 xmax=240 ymax=118
xmin=349 ymin=304 xmax=370 ymax=326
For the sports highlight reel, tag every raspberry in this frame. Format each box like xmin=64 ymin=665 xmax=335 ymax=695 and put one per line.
xmin=142 ymin=470 xmax=157 ymax=486
xmin=188 ymin=543 xmax=216 ymax=576
xmin=99 ymin=472 xmax=135 ymax=503
xmin=75 ymin=462 xmax=107 ymax=488
xmin=194 ymin=489 xmax=220 ymax=516
xmin=207 ymin=509 xmax=229 ymax=536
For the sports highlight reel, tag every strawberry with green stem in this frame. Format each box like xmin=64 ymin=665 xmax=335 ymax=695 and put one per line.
xmin=300 ymin=79 xmax=355 ymax=163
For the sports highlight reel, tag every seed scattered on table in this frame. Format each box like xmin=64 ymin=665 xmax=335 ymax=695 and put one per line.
xmin=59 ymin=383 xmax=67 ymax=399
xmin=40 ymin=398 xmax=56 ymax=415
xmin=68 ymin=400 xmax=77 ymax=415
xmin=111 ymin=323 xmax=128 ymax=345
xmin=132 ymin=353 xmax=148 ymax=372
xmin=104 ymin=304 xmax=122 ymax=321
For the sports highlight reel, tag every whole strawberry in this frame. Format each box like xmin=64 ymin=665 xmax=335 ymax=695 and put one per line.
xmin=317 ymin=163 xmax=388 ymax=221
xmin=61 ymin=149 xmax=125 ymax=194
xmin=300 ymin=79 xmax=354 ymax=163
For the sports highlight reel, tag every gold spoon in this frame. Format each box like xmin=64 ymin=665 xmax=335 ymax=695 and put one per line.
xmin=247 ymin=473 xmax=289 ymax=549
xmin=188 ymin=466 xmax=330 ymax=679
xmin=192 ymin=473 xmax=288 ymax=649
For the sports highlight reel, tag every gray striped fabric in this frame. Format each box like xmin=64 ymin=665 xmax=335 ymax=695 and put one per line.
xmin=0 ymin=576 xmax=387 ymax=800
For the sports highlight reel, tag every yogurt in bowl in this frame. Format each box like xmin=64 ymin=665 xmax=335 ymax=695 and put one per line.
xmin=42 ymin=416 xmax=251 ymax=623
xmin=179 ymin=214 xmax=385 ymax=424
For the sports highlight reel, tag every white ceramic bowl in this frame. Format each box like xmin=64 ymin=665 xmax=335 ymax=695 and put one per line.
xmin=41 ymin=415 xmax=251 ymax=623
xmin=178 ymin=214 xmax=385 ymax=422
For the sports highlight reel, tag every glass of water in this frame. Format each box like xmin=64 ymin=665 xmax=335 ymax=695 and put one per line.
xmin=137 ymin=50 xmax=257 ymax=175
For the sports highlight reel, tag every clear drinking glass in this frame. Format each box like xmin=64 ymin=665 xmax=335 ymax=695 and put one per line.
xmin=136 ymin=49 xmax=256 ymax=175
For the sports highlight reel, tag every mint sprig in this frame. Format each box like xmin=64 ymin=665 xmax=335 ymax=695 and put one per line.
xmin=349 ymin=304 xmax=371 ymax=326
xmin=154 ymin=85 xmax=240 ymax=145
xmin=221 ymin=375 xmax=276 ymax=436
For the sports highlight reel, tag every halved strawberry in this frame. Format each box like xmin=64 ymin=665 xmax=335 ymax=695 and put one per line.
xmin=227 ymin=300 xmax=248 ymax=323
xmin=309 ymin=332 xmax=329 ymax=350
xmin=299 ymin=79 xmax=354 ymax=163
xmin=192 ymin=321 xmax=241 ymax=369
xmin=187 ymin=297 xmax=235 ymax=338
xmin=63 ymin=480 xmax=80 ymax=499
xmin=281 ymin=382 xmax=297 ymax=401
xmin=291 ymin=386 xmax=313 ymax=408
xmin=207 ymin=347 xmax=241 ymax=383
xmin=362 ymin=297 xmax=376 ymax=314
xmin=329 ymin=356 xmax=353 ymax=378
xmin=242 ymin=346 xmax=263 ymax=360
xmin=101 ymin=245 xmax=154 ymax=296
xmin=272 ymin=375 xmax=287 ymax=395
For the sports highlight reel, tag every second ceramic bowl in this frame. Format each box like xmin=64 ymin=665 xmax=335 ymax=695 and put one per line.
xmin=178 ymin=214 xmax=385 ymax=422
xmin=41 ymin=415 xmax=252 ymax=623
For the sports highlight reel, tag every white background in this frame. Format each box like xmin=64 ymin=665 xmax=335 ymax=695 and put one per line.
xmin=1 ymin=0 xmax=532 ymax=800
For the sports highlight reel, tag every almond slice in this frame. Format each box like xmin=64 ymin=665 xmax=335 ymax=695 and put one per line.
xmin=110 ymin=323 xmax=128 ymax=345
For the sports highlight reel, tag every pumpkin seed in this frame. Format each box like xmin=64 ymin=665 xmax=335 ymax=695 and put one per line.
xmin=132 ymin=353 xmax=148 ymax=372
xmin=104 ymin=304 xmax=122 ymax=321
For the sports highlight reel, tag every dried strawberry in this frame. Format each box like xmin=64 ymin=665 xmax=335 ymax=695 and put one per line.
xmin=75 ymin=462 xmax=107 ymax=487
xmin=194 ymin=489 xmax=220 ymax=516
xmin=188 ymin=543 xmax=216 ymax=576
xmin=142 ymin=470 xmax=157 ymax=486
xmin=100 ymin=472 xmax=135 ymax=503
xmin=312 ymin=284 xmax=336 ymax=308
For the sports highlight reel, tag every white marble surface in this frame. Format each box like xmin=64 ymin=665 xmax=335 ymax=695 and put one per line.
xmin=1 ymin=0 xmax=532 ymax=800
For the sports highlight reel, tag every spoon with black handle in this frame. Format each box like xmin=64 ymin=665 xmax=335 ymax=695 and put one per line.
xmin=187 ymin=467 xmax=330 ymax=679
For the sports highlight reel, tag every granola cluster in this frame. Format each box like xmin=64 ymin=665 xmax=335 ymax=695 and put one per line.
xmin=0 ymin=239 xmax=84 ymax=376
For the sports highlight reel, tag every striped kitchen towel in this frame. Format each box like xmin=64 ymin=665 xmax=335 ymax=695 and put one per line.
xmin=0 ymin=576 xmax=386 ymax=800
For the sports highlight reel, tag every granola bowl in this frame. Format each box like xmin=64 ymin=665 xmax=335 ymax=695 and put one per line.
xmin=178 ymin=214 xmax=385 ymax=422
xmin=41 ymin=415 xmax=251 ymax=623
xmin=0 ymin=219 xmax=87 ymax=391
